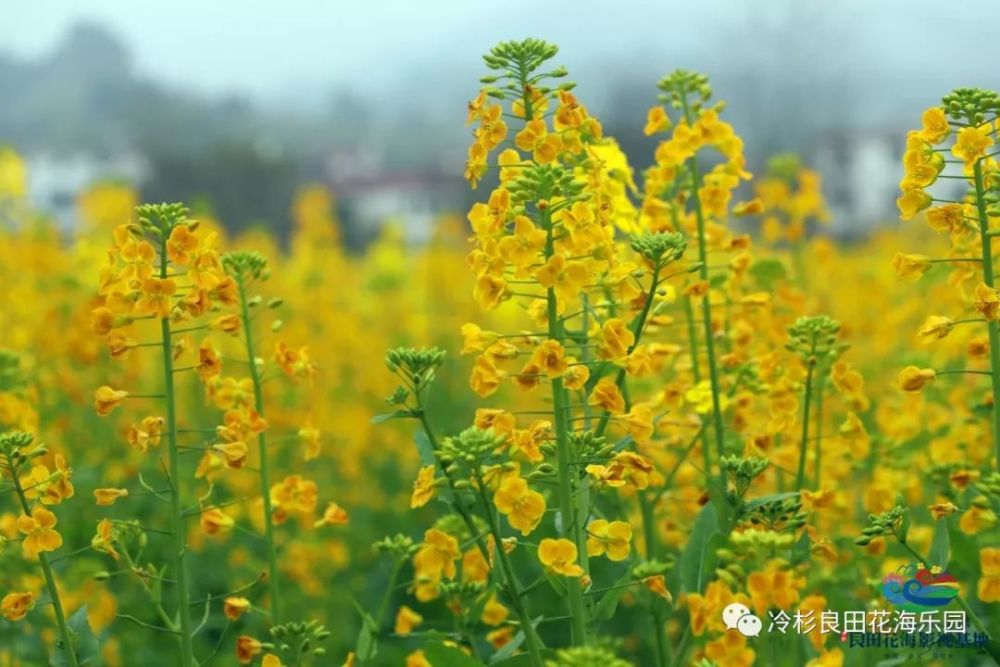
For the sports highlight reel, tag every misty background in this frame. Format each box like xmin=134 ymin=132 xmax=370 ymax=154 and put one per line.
xmin=3 ymin=0 xmax=998 ymax=246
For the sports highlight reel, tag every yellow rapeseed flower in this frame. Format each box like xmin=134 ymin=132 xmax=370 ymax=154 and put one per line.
xmin=394 ymin=605 xmax=423 ymax=636
xmin=538 ymin=538 xmax=584 ymax=577
xmin=977 ymin=548 xmax=1000 ymax=603
xmin=93 ymin=488 xmax=129 ymax=506
xmin=94 ymin=386 xmax=129 ymax=416
xmin=891 ymin=253 xmax=932 ymax=280
xmin=917 ymin=315 xmax=954 ymax=342
xmin=585 ymin=519 xmax=632 ymax=561
xmin=1 ymin=592 xmax=34 ymax=622
xmin=493 ymin=476 xmax=545 ymax=536
xmin=224 ymin=597 xmax=251 ymax=621
xmin=897 ymin=366 xmax=935 ymax=392
xmin=643 ymin=106 xmax=671 ymax=136
xmin=17 ymin=507 xmax=63 ymax=559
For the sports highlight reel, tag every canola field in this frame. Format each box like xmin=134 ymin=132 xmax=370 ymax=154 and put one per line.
xmin=0 ymin=38 xmax=999 ymax=667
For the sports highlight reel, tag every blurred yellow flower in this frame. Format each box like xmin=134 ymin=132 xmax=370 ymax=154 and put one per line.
xmin=917 ymin=316 xmax=954 ymax=342
xmin=977 ymin=548 xmax=1000 ymax=603
xmin=94 ymin=386 xmax=129 ymax=416
xmin=891 ymin=253 xmax=932 ymax=280
xmin=897 ymin=366 xmax=935 ymax=392
xmin=394 ymin=605 xmax=423 ymax=636
xmin=223 ymin=597 xmax=251 ymax=621
xmin=643 ymin=106 xmax=671 ymax=136
xmin=1 ymin=592 xmax=34 ymax=622
xmin=93 ymin=488 xmax=129 ymax=506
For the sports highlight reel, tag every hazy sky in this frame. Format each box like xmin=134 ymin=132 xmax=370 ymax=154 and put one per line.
xmin=3 ymin=0 xmax=700 ymax=98
xmin=3 ymin=0 xmax=998 ymax=123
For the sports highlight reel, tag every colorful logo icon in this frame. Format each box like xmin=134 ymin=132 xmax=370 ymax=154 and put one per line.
xmin=881 ymin=563 xmax=960 ymax=611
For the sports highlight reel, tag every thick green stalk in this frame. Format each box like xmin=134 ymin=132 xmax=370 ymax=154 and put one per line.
xmin=160 ymin=238 xmax=195 ymax=667
xmin=236 ymin=275 xmax=282 ymax=624
xmin=683 ymin=296 xmax=713 ymax=477
xmin=11 ymin=474 xmax=79 ymax=667
xmin=638 ymin=490 xmax=668 ymax=666
xmin=973 ymin=159 xmax=1000 ymax=471
xmin=667 ymin=626 xmax=691 ymax=667
xmin=813 ymin=377 xmax=825 ymax=488
xmin=681 ymin=99 xmax=727 ymax=478
xmin=552 ymin=366 xmax=589 ymax=646
xmin=543 ymin=208 xmax=589 ymax=645
xmin=515 ymin=61 xmax=588 ymax=648
xmin=356 ymin=559 xmax=403 ymax=666
xmin=796 ymin=341 xmax=817 ymax=490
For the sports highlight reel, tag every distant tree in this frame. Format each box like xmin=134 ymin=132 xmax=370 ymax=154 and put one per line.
xmin=142 ymin=142 xmax=298 ymax=239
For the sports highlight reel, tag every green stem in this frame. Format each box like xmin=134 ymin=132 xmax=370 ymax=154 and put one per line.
xmin=681 ymin=98 xmax=726 ymax=485
xmin=638 ymin=492 xmax=668 ymax=666
xmin=813 ymin=376 xmax=825 ymax=488
xmin=593 ymin=266 xmax=661 ymax=438
xmin=120 ymin=548 xmax=177 ymax=630
xmin=236 ymin=274 xmax=282 ymax=624
xmin=160 ymin=236 xmax=195 ymax=667
xmin=374 ymin=560 xmax=403 ymax=631
xmin=683 ymin=295 xmax=713 ymax=477
xmin=543 ymin=207 xmax=589 ymax=646
xmin=796 ymin=343 xmax=817 ymax=490
xmin=974 ymin=159 xmax=1000 ymax=472
xmin=580 ymin=294 xmax=593 ymax=430
xmin=11 ymin=473 xmax=79 ymax=667
xmin=472 ymin=474 xmax=545 ymax=667
xmin=356 ymin=559 xmax=403 ymax=666
xmin=638 ymin=492 xmax=656 ymax=561
xmin=667 ymin=625 xmax=691 ymax=667
xmin=651 ymin=610 xmax=668 ymax=667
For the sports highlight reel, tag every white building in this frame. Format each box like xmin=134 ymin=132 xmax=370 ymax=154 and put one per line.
xmin=25 ymin=152 xmax=147 ymax=229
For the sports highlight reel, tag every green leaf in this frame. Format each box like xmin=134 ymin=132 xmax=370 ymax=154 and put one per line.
xmin=355 ymin=624 xmax=376 ymax=662
xmin=354 ymin=612 xmax=378 ymax=662
xmin=414 ymin=429 xmax=436 ymax=466
xmin=424 ymin=641 xmax=482 ymax=666
xmin=790 ymin=531 xmax=812 ymax=566
xmin=679 ymin=502 xmax=722 ymax=593
xmin=370 ymin=410 xmax=413 ymax=425
xmin=929 ymin=518 xmax=950 ymax=569
xmin=466 ymin=585 xmax=496 ymax=626
xmin=749 ymin=258 xmax=787 ymax=289
xmin=743 ymin=491 xmax=800 ymax=511
xmin=493 ymin=654 xmax=536 ymax=666
xmin=51 ymin=606 xmax=100 ymax=666
xmin=592 ymin=572 xmax=633 ymax=621
xmin=489 ymin=630 xmax=526 ymax=663
xmin=708 ymin=272 xmax=728 ymax=289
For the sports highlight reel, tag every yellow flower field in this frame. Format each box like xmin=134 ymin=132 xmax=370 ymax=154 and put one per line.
xmin=1 ymin=38 xmax=999 ymax=667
